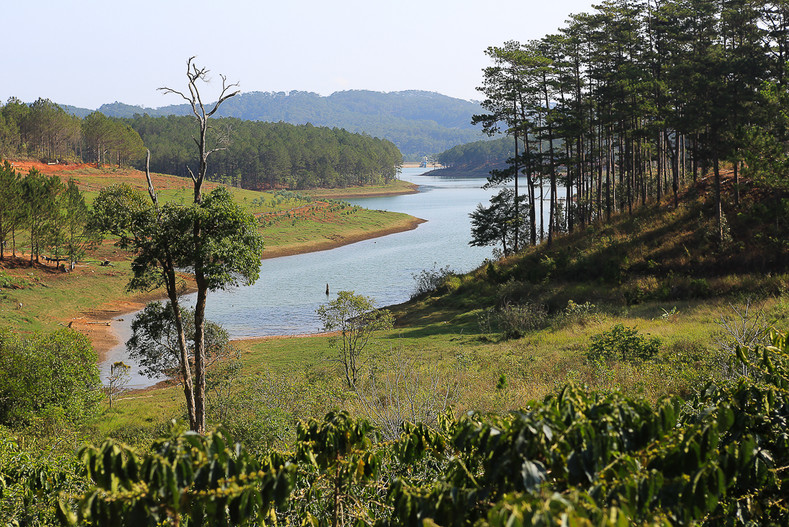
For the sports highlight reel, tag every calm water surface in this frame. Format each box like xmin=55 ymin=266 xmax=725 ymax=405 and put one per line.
xmin=100 ymin=167 xmax=520 ymax=387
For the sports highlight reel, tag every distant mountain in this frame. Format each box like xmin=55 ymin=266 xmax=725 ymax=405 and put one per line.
xmin=67 ymin=90 xmax=487 ymax=160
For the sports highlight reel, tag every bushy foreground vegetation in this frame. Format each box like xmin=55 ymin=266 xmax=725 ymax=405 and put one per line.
xmin=2 ymin=330 xmax=787 ymax=525
xmin=0 ymin=328 xmax=101 ymax=428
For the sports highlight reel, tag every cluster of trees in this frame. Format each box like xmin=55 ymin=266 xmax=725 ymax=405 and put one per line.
xmin=435 ymin=136 xmax=514 ymax=169
xmin=82 ymin=111 xmax=145 ymax=167
xmin=0 ymin=161 xmax=94 ymax=266
xmin=0 ymin=96 xmax=403 ymax=190
xmin=0 ymin=98 xmax=145 ymax=165
xmin=128 ymin=115 xmax=402 ymax=189
xmin=472 ymin=0 xmax=789 ymax=255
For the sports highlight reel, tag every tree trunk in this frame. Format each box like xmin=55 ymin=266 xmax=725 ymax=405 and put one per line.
xmin=166 ymin=272 xmax=198 ymax=431
xmin=714 ymin=154 xmax=723 ymax=244
xmin=733 ymin=160 xmax=740 ymax=207
xmin=512 ymin=121 xmax=520 ymax=253
xmin=193 ymin=276 xmax=208 ymax=434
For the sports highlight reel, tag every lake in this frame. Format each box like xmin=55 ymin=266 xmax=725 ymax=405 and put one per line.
xmin=100 ymin=167 xmax=548 ymax=387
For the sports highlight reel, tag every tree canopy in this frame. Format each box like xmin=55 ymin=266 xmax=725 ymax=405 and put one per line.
xmin=469 ymin=0 xmax=789 ymax=250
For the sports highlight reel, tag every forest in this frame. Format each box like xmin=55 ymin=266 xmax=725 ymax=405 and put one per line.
xmin=469 ymin=0 xmax=789 ymax=254
xmin=0 ymin=99 xmax=402 ymax=190
xmin=127 ymin=114 xmax=402 ymax=189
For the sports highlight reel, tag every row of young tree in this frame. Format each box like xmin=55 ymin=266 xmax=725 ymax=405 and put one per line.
xmin=472 ymin=0 xmax=789 ymax=255
xmin=0 ymin=161 xmax=93 ymax=266
xmin=127 ymin=114 xmax=403 ymax=190
xmin=0 ymin=97 xmax=403 ymax=190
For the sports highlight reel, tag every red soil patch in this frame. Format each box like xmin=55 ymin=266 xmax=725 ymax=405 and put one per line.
xmin=6 ymin=159 xmax=208 ymax=193
xmin=8 ymin=160 xmax=89 ymax=176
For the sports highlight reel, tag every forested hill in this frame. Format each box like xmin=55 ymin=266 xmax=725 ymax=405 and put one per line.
xmin=431 ymin=136 xmax=514 ymax=176
xmin=67 ymin=90 xmax=486 ymax=160
xmin=128 ymin=115 xmax=402 ymax=190
xmin=0 ymin=98 xmax=402 ymax=190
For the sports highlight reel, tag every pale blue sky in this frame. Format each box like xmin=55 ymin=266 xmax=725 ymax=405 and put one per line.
xmin=4 ymin=0 xmax=598 ymax=109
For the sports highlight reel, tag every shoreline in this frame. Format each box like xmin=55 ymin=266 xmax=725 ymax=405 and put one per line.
xmin=260 ymin=215 xmax=425 ymax=259
xmin=86 ymin=214 xmax=426 ymax=363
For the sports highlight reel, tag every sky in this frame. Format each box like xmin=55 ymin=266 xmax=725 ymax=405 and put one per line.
xmin=4 ymin=0 xmax=599 ymax=110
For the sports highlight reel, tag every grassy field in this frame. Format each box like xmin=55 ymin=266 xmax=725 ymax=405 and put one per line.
xmin=93 ymin=287 xmax=789 ymax=449
xmin=302 ymin=179 xmax=417 ymax=199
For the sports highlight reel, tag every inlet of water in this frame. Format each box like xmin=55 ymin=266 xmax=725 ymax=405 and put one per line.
xmin=100 ymin=167 xmax=556 ymax=388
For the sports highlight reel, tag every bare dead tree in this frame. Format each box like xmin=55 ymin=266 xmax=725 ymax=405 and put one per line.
xmin=156 ymin=58 xmax=240 ymax=433
xmin=106 ymin=361 xmax=131 ymax=409
xmin=715 ymin=298 xmax=771 ymax=378
xmin=352 ymin=347 xmax=463 ymax=440
xmin=158 ymin=56 xmax=239 ymax=204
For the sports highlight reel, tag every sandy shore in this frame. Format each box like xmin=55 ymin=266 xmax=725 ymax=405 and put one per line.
xmin=70 ymin=301 xmax=147 ymax=363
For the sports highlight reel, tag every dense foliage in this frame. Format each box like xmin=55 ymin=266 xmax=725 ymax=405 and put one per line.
xmin=25 ymin=330 xmax=783 ymax=525
xmin=127 ymin=115 xmax=402 ymax=190
xmin=0 ymin=328 xmax=101 ymax=427
xmin=472 ymin=0 xmax=789 ymax=253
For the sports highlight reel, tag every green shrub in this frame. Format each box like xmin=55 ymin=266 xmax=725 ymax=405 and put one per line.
xmin=496 ymin=302 xmax=549 ymax=339
xmin=587 ymin=324 xmax=661 ymax=364
xmin=411 ymin=264 xmax=455 ymax=298
xmin=485 ymin=261 xmax=500 ymax=283
xmin=690 ymin=278 xmax=711 ymax=298
xmin=443 ymin=275 xmax=463 ymax=292
xmin=559 ymin=300 xmax=598 ymax=326
xmin=623 ymin=285 xmax=648 ymax=305
xmin=0 ymin=272 xmax=30 ymax=290
xmin=0 ymin=329 xmax=102 ymax=427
